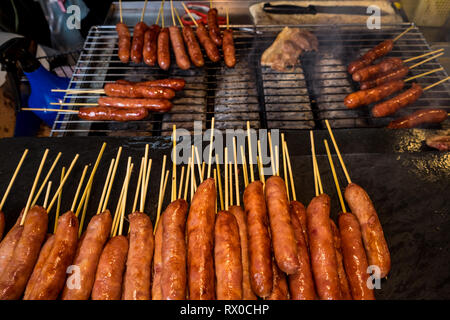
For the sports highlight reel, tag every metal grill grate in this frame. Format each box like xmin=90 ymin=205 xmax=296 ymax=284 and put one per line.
xmin=50 ymin=23 xmax=450 ymax=136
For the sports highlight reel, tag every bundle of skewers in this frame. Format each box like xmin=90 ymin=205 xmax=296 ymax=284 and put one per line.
xmin=116 ymin=0 xmax=236 ymax=70
xmin=346 ymin=26 xmax=449 ymax=128
xmin=22 ymin=78 xmax=185 ymax=122
xmin=0 ymin=120 xmax=390 ymax=300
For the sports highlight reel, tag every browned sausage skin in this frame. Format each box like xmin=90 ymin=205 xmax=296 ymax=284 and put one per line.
xmin=265 ymin=176 xmax=299 ymax=274
xmin=344 ymin=80 xmax=405 ymax=109
xmin=157 ymin=28 xmax=171 ymax=71
xmin=372 ymin=83 xmax=423 ymax=118
xmin=104 ymin=83 xmax=176 ymax=99
xmin=330 ymin=219 xmax=352 ymax=300
xmin=122 ymin=212 xmax=154 ymax=300
xmin=387 ymin=108 xmax=448 ymax=129
xmin=0 ymin=210 xmax=25 ymax=274
xmin=91 ymin=235 xmax=129 ymax=300
xmin=143 ymin=24 xmax=161 ymax=66
xmin=289 ymin=201 xmax=316 ymax=300
xmin=116 ymin=78 xmax=186 ymax=91
xmin=352 ymin=58 xmax=403 ymax=82
xmin=169 ymin=26 xmax=191 ymax=70
xmin=62 ymin=210 xmax=112 ymax=300
xmin=78 ymin=106 xmax=149 ymax=122
xmin=360 ymin=66 xmax=409 ymax=90
xmin=161 ymin=200 xmax=188 ymax=300
xmin=344 ymin=183 xmax=391 ymax=278
xmin=116 ymin=22 xmax=131 ymax=63
xmin=0 ymin=212 xmax=4 ymax=240
xmin=214 ymin=210 xmax=243 ymax=300
xmin=207 ymin=8 xmax=222 ymax=46
xmin=306 ymin=194 xmax=341 ymax=300
xmin=97 ymin=97 xmax=173 ymax=112
xmin=182 ymin=25 xmax=205 ymax=68
xmin=267 ymin=261 xmax=289 ymax=300
xmin=243 ymin=181 xmax=273 ymax=298
xmin=187 ymin=178 xmax=216 ymax=300
xmin=196 ymin=23 xmax=221 ymax=63
xmin=130 ymin=22 xmax=148 ymax=63
xmin=152 ymin=221 xmax=163 ymax=300
xmin=290 ymin=200 xmax=309 ymax=248
xmin=228 ymin=205 xmax=257 ymax=300
xmin=223 ymin=29 xmax=236 ymax=68
xmin=348 ymin=39 xmax=393 ymax=74
xmin=0 ymin=206 xmax=48 ymax=300
xmin=338 ymin=212 xmax=375 ymax=300
xmin=23 ymin=211 xmax=79 ymax=300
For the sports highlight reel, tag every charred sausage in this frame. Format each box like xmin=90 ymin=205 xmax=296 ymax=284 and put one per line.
xmin=97 ymin=97 xmax=172 ymax=112
xmin=196 ymin=23 xmax=220 ymax=63
xmin=207 ymin=8 xmax=222 ymax=46
xmin=360 ymin=66 xmax=409 ymax=90
xmin=116 ymin=78 xmax=186 ymax=91
xmin=143 ymin=24 xmax=160 ymax=66
xmin=169 ymin=26 xmax=191 ymax=70
xmin=243 ymin=181 xmax=273 ymax=298
xmin=104 ymin=83 xmax=175 ymax=99
xmin=157 ymin=28 xmax=171 ymax=71
xmin=161 ymin=200 xmax=188 ymax=300
xmin=330 ymin=219 xmax=352 ymax=300
xmin=182 ymin=25 xmax=205 ymax=68
xmin=122 ymin=212 xmax=154 ymax=300
xmin=78 ymin=106 xmax=149 ymax=121
xmin=387 ymin=108 xmax=448 ymax=129
xmin=352 ymin=58 xmax=403 ymax=82
xmin=344 ymin=80 xmax=405 ymax=109
xmin=222 ymin=29 xmax=236 ymax=68
xmin=372 ymin=83 xmax=423 ymax=117
xmin=116 ymin=22 xmax=131 ymax=63
xmin=344 ymin=183 xmax=391 ymax=278
xmin=130 ymin=22 xmax=148 ymax=63
xmin=348 ymin=40 xmax=394 ymax=74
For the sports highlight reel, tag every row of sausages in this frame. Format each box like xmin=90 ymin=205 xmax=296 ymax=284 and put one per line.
xmin=116 ymin=9 xmax=235 ymax=70
xmin=0 ymin=174 xmax=389 ymax=300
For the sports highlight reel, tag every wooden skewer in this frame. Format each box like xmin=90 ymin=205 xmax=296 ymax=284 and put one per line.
xmin=324 ymin=140 xmax=347 ymax=213
xmin=51 ymin=89 xmax=104 ymax=94
xmin=281 ymin=134 xmax=289 ymax=201
xmin=178 ymin=166 xmax=185 ymax=199
xmin=224 ymin=148 xmax=229 ymax=211
xmin=257 ymin=140 xmax=265 ymax=185
xmin=71 ymin=165 xmax=89 ymax=212
xmin=162 ymin=0 xmax=165 ymax=28
xmin=172 ymin=125 xmax=177 ymax=202
xmin=54 ymin=167 xmax=65 ymax=232
xmin=207 ymin=118 xmax=215 ymax=179
xmin=141 ymin=158 xmax=152 ymax=212
xmin=31 ymin=152 xmax=62 ymax=207
xmin=119 ymin=0 xmax=123 ymax=23
xmin=50 ymin=102 xmax=97 ymax=106
xmin=226 ymin=7 xmax=229 ymax=29
xmin=325 ymin=120 xmax=352 ymax=185
xmin=240 ymin=145 xmax=249 ymax=188
xmin=113 ymin=160 xmax=133 ymax=237
xmin=393 ymin=25 xmax=414 ymax=42
xmin=194 ymin=146 xmax=202 ymax=183
xmin=132 ymin=158 xmax=145 ymax=213
xmin=229 ymin=162 xmax=233 ymax=207
xmin=102 ymin=147 xmax=122 ymax=212
xmin=174 ymin=7 xmax=184 ymax=28
xmin=46 ymin=154 xmax=80 ymax=213
xmin=119 ymin=162 xmax=133 ymax=236
xmin=284 ymin=140 xmax=297 ymax=201
xmin=275 ymin=145 xmax=279 ymax=177
xmin=215 ymin=154 xmax=224 ymax=211
xmin=21 ymin=149 xmax=49 ymax=225
xmin=404 ymin=48 xmax=444 ymax=63
xmin=268 ymin=132 xmax=275 ymax=176
xmin=210 ymin=0 xmax=213 ymax=9
xmin=190 ymin=155 xmax=195 ymax=201
xmin=0 ymin=149 xmax=28 ymax=211
xmin=310 ymin=131 xmax=323 ymax=195
xmin=79 ymin=182 xmax=92 ymax=237
xmin=409 ymin=52 xmax=444 ymax=70
xmin=190 ymin=146 xmax=197 ymax=193
xmin=233 ymin=138 xmax=240 ymax=206
xmin=97 ymin=159 xmax=115 ymax=214
xmin=141 ymin=0 xmax=148 ymax=22
xmin=424 ymin=76 xmax=450 ymax=91
xmin=154 ymin=169 xmax=170 ymax=234
xmin=201 ymin=162 xmax=206 ymax=181
xmin=247 ymin=122 xmax=255 ymax=183
xmin=405 ymin=67 xmax=444 ymax=82
xmin=156 ymin=0 xmax=165 ymax=25
xmin=111 ymin=159 xmax=130 ymax=237
xmin=154 ymin=155 xmax=167 ymax=232
xmin=22 ymin=108 xmax=77 ymax=113
xmin=312 ymin=142 xmax=318 ymax=198
xmin=184 ymin=158 xmax=191 ymax=201
xmin=43 ymin=181 xmax=52 ymax=209
xmin=141 ymin=144 xmax=149 ymax=212
xmin=170 ymin=0 xmax=176 ymax=26
xmin=182 ymin=2 xmax=198 ymax=27
xmin=214 ymin=169 xmax=218 ymax=213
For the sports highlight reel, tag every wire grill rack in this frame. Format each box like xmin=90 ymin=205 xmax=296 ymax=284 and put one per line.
xmin=50 ymin=23 xmax=450 ymax=137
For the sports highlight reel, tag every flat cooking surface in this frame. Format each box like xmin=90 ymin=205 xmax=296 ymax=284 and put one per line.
xmin=51 ymin=23 xmax=450 ymax=137
xmin=0 ymin=129 xmax=449 ymax=299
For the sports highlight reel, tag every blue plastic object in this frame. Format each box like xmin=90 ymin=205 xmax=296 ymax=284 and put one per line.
xmin=24 ymin=65 xmax=70 ymax=127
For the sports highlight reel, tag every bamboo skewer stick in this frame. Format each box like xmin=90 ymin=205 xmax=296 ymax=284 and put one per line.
xmin=240 ymin=145 xmax=249 ymax=188
xmin=172 ymin=125 xmax=177 ymax=202
xmin=142 ymin=158 xmax=152 ymax=211
xmin=156 ymin=0 xmax=165 ymax=25
xmin=215 ymin=154 xmax=224 ymax=211
xmin=247 ymin=121 xmax=254 ymax=183
xmin=43 ymin=181 xmax=52 ymax=209
xmin=284 ymin=140 xmax=297 ymax=201
xmin=207 ymin=118 xmax=215 ymax=179
xmin=97 ymin=159 xmax=115 ymax=214
xmin=310 ymin=131 xmax=323 ymax=195
xmin=423 ymin=76 xmax=450 ymax=91
xmin=275 ymin=145 xmax=279 ymax=177
xmin=182 ymin=2 xmax=198 ymax=27
xmin=119 ymin=162 xmax=133 ymax=237
xmin=229 ymin=162 xmax=233 ymax=207
xmin=31 ymin=152 xmax=62 ymax=207
xmin=226 ymin=7 xmax=229 ymax=29
xmin=162 ymin=0 xmax=165 ymax=28
xmin=102 ymin=147 xmax=122 ymax=212
xmin=178 ymin=166 xmax=185 ymax=200
xmin=409 ymin=52 xmax=444 ymax=70
xmin=233 ymin=138 xmax=240 ymax=207
xmin=190 ymin=155 xmax=195 ymax=201
xmin=324 ymin=140 xmax=347 ymax=213
xmin=54 ymin=167 xmax=65 ymax=232
xmin=201 ymin=162 xmax=205 ymax=181
xmin=0 ymin=149 xmax=28 ymax=211
xmin=71 ymin=165 xmax=89 ymax=212
xmin=325 ymin=120 xmax=352 ymax=185
xmin=154 ymin=155 xmax=167 ymax=232
xmin=281 ymin=134 xmax=289 ymax=201
xmin=257 ymin=140 xmax=265 ymax=185
xmin=141 ymin=145 xmax=149 ymax=213
xmin=111 ymin=161 xmax=129 ymax=237
xmin=79 ymin=182 xmax=92 ymax=237
xmin=403 ymin=48 xmax=444 ymax=63
xmin=393 ymin=25 xmax=414 ymax=42
xmin=119 ymin=0 xmax=123 ymax=23
xmin=184 ymin=159 xmax=191 ymax=201
xmin=132 ymin=158 xmax=145 ymax=213
xmin=170 ymin=0 xmax=176 ymax=26
xmin=174 ymin=8 xmax=184 ymax=28
xmin=21 ymin=149 xmax=49 ymax=225
xmin=21 ymin=108 xmax=77 ymax=113
xmin=224 ymin=148 xmax=229 ymax=211
xmin=141 ymin=0 xmax=148 ymax=22
xmin=268 ymin=132 xmax=275 ymax=176
xmin=194 ymin=146 xmax=202 ymax=183
xmin=214 ymin=169 xmax=218 ymax=213
xmin=405 ymin=67 xmax=444 ymax=82
xmin=154 ymin=170 xmax=170 ymax=234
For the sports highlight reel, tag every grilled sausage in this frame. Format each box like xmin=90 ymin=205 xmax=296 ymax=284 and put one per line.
xmin=290 ymin=200 xmax=309 ymax=248
xmin=344 ymin=80 xmax=405 ymax=109
xmin=98 ymin=97 xmax=173 ymax=112
xmin=243 ymin=181 xmax=273 ymax=298
xmin=23 ymin=211 xmax=78 ymax=300
xmin=265 ymin=176 xmax=299 ymax=274
xmin=360 ymin=66 xmax=409 ymax=90
xmin=116 ymin=22 xmax=131 ymax=63
xmin=0 ymin=206 xmax=48 ymax=300
xmin=330 ymin=219 xmax=352 ymax=300
xmin=306 ymin=194 xmax=341 ymax=300
xmin=151 ymin=221 xmax=163 ymax=300
xmin=207 ymin=8 xmax=222 ymax=46
xmin=91 ymin=235 xmax=128 ymax=300
xmin=387 ymin=108 xmax=448 ymax=129
xmin=182 ymin=25 xmax=205 ymax=68
xmin=122 ymin=212 xmax=154 ymax=300
xmin=228 ymin=205 xmax=257 ymax=300
xmin=157 ymin=28 xmax=171 ymax=71
xmin=104 ymin=83 xmax=175 ymax=99
xmin=267 ymin=261 xmax=289 ymax=300
xmin=338 ymin=212 xmax=375 ymax=300
xmin=344 ymin=183 xmax=390 ymax=278
xmin=0 ymin=211 xmax=24 ymax=274
xmin=372 ymin=83 xmax=423 ymax=117
xmin=223 ymin=29 xmax=236 ymax=68
xmin=143 ymin=24 xmax=160 ymax=66
xmin=169 ymin=26 xmax=191 ymax=70
xmin=187 ymin=178 xmax=216 ymax=300
xmin=61 ymin=210 xmax=112 ymax=300
xmin=348 ymin=39 xmax=394 ymax=74
xmin=214 ymin=210 xmax=242 ymax=300
xmin=288 ymin=201 xmax=316 ymax=300
xmin=161 ymin=200 xmax=188 ymax=300
xmin=352 ymin=58 xmax=403 ymax=82
xmin=0 ymin=212 xmax=4 ymax=240
xmin=196 ymin=22 xmax=221 ymax=63
xmin=78 ymin=106 xmax=149 ymax=121
xmin=130 ymin=22 xmax=148 ymax=63
xmin=116 ymin=78 xmax=186 ymax=91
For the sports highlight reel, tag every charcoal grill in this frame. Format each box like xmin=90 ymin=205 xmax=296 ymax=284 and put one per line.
xmin=50 ymin=23 xmax=450 ymax=137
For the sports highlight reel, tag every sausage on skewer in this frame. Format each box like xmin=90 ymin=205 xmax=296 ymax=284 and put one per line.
xmin=104 ymin=84 xmax=175 ymax=99
xmin=387 ymin=108 xmax=448 ymax=129
xmin=157 ymin=28 xmax=171 ymax=71
xmin=330 ymin=219 xmax=352 ymax=300
xmin=143 ymin=24 xmax=161 ymax=66
xmin=98 ymin=97 xmax=173 ymax=111
xmin=352 ymin=57 xmax=403 ymax=82
xmin=344 ymin=80 xmax=405 ymax=109
xmin=169 ymin=26 xmax=191 ymax=70
xmin=348 ymin=39 xmax=393 ymax=74
xmin=0 ymin=211 xmax=24 ymax=273
xmin=360 ymin=66 xmax=409 ymax=90
xmin=151 ymin=221 xmax=163 ymax=300
xmin=130 ymin=22 xmax=148 ymax=63
xmin=196 ymin=22 xmax=221 ymax=63
xmin=266 ymin=260 xmax=289 ymax=300
xmin=78 ymin=106 xmax=149 ymax=122
xmin=116 ymin=22 xmax=131 ymax=63
xmin=371 ymin=83 xmax=423 ymax=117
xmin=182 ymin=25 xmax=205 ymax=68
xmin=223 ymin=29 xmax=236 ymax=68
xmin=207 ymin=8 xmax=222 ymax=46
xmin=116 ymin=78 xmax=186 ymax=91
